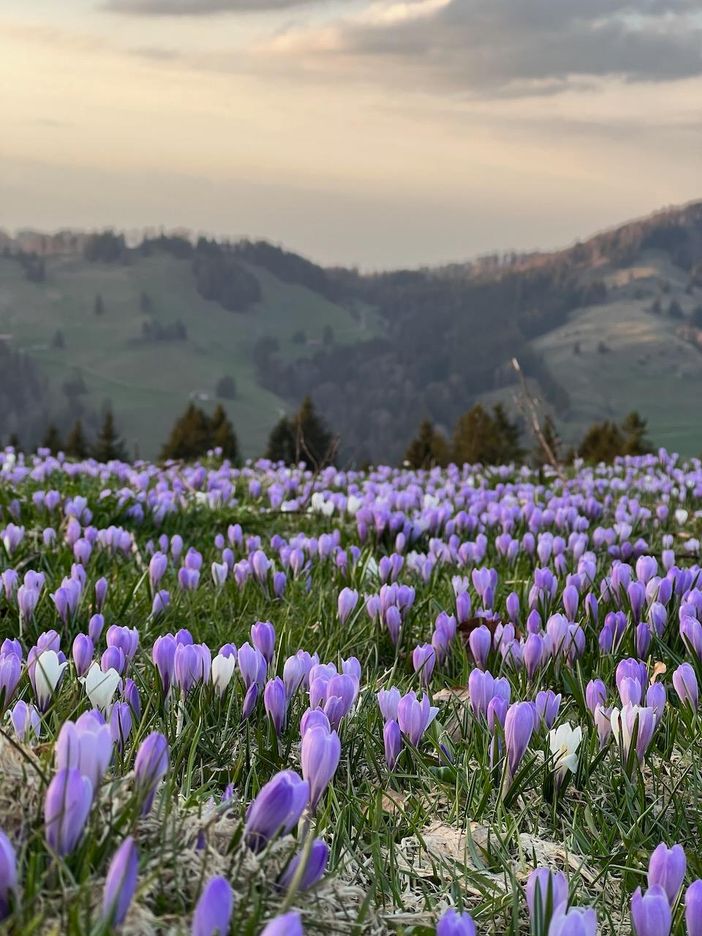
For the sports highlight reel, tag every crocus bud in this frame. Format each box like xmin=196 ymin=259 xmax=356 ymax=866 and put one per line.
xmin=301 ymin=725 xmax=341 ymax=811
xmin=102 ymin=836 xmax=138 ymax=927
xmin=55 ymin=713 xmax=112 ymax=792
xmin=631 ymin=885 xmax=671 ymax=936
xmin=251 ymin=621 xmax=275 ymax=664
xmin=412 ymin=644 xmax=436 ymax=686
xmin=384 ymin=719 xmax=402 ymax=770
xmin=585 ymin=679 xmax=607 ymax=715
xmin=244 ymin=770 xmax=309 ymax=852
xmin=29 ymin=648 xmax=67 ymax=712
xmin=436 ymin=908 xmax=476 ymax=936
xmin=0 ymin=654 xmax=21 ymax=713
xmin=192 ymin=876 xmax=233 ymax=936
xmin=504 ymin=702 xmax=534 ymax=776
xmin=277 ymin=838 xmax=329 ymax=892
xmin=44 ymin=768 xmax=93 ymax=855
xmin=264 ymin=677 xmax=288 ymax=736
xmin=672 ymin=663 xmax=698 ymax=711
xmin=0 ymin=830 xmax=17 ymax=920
xmin=260 ymin=912 xmax=303 ymax=936
xmin=525 ymin=867 xmax=569 ymax=933
xmin=469 ymin=626 xmax=491 ymax=670
xmin=95 ymin=577 xmax=108 ymax=611
xmin=9 ymin=700 xmax=41 ymax=742
xmin=134 ymin=732 xmax=169 ymax=816
xmin=648 ymin=843 xmax=686 ymax=904
xmin=337 ymin=587 xmax=359 ymax=625
xmin=548 ymin=904 xmax=597 ymax=936
xmin=377 ymin=687 xmax=401 ymax=722
xmin=211 ymin=653 xmax=237 ymax=697
xmin=534 ymin=690 xmax=561 ymax=730
xmin=686 ymin=880 xmax=702 ymax=936
xmin=88 ymin=614 xmax=105 ymax=644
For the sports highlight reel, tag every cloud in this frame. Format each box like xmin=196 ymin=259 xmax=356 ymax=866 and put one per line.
xmin=104 ymin=0 xmax=335 ymax=13
xmin=255 ymin=0 xmax=702 ymax=96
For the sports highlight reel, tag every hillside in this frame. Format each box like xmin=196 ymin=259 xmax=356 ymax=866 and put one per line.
xmin=1 ymin=201 xmax=702 ymax=461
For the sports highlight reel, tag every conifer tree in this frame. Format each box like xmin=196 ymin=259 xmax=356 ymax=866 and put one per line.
xmin=93 ymin=407 xmax=127 ymax=462
xmin=265 ymin=416 xmax=296 ymax=463
xmin=578 ymin=420 xmax=625 ymax=463
xmin=41 ymin=424 xmax=63 ymax=454
xmin=292 ymin=396 xmax=333 ymax=468
xmin=621 ymin=411 xmax=652 ymax=456
xmin=210 ymin=404 xmax=239 ymax=461
xmin=404 ymin=419 xmax=449 ymax=469
xmin=65 ymin=419 xmax=89 ymax=459
xmin=161 ymin=404 xmax=211 ymax=461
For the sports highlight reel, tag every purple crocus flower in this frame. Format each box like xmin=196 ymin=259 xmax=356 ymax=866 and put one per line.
xmin=397 ymin=691 xmax=439 ymax=746
xmin=686 ymin=880 xmax=702 ymax=936
xmin=244 ymin=770 xmax=309 ymax=852
xmin=44 ymin=768 xmax=93 ymax=855
xmin=300 ymin=708 xmax=331 ymax=737
xmin=237 ymin=643 xmax=267 ymax=689
xmin=95 ymin=577 xmax=108 ymax=611
xmin=525 ymin=867 xmax=569 ymax=931
xmin=88 ymin=613 xmax=105 ymax=644
xmin=102 ymin=836 xmax=138 ymax=926
xmin=412 ymin=644 xmax=436 ymax=686
xmin=72 ymin=634 xmax=94 ymax=678
xmin=549 ymin=904 xmax=597 ymax=936
xmin=301 ymin=725 xmax=341 ymax=811
xmin=9 ymin=700 xmax=41 ymax=741
xmin=0 ymin=653 xmax=21 ymax=712
xmin=469 ymin=626 xmax=491 ymax=670
xmin=134 ymin=732 xmax=169 ymax=816
xmin=672 ymin=663 xmax=698 ymax=711
xmin=191 ymin=876 xmax=233 ymax=936
xmin=504 ymin=702 xmax=534 ymax=776
xmin=152 ymin=634 xmax=177 ymax=696
xmin=378 ymin=687 xmax=401 ymax=722
xmin=278 ymin=838 xmax=329 ymax=892
xmin=337 ymin=587 xmax=359 ymax=625
xmin=646 ymin=683 xmax=666 ymax=723
xmin=648 ymin=843 xmax=686 ymax=904
xmin=534 ymin=690 xmax=561 ymax=730
xmin=585 ymin=679 xmax=607 ymax=715
xmin=384 ymin=719 xmax=403 ymax=770
xmin=631 ymin=885 xmax=672 ymax=936
xmin=0 ymin=830 xmax=17 ymax=920
xmin=251 ymin=622 xmax=276 ymax=665
xmin=264 ymin=677 xmax=288 ymax=736
xmin=436 ymin=908 xmax=476 ymax=936
xmin=55 ymin=713 xmax=112 ymax=793
xmin=260 ymin=912 xmax=303 ymax=936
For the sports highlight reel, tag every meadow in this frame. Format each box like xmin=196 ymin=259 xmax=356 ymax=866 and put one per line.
xmin=0 ymin=447 xmax=701 ymax=934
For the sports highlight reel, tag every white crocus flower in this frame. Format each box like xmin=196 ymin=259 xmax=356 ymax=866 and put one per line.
xmin=34 ymin=650 xmax=68 ymax=709
xmin=548 ymin=722 xmax=582 ymax=783
xmin=80 ymin=661 xmax=120 ymax=712
xmin=211 ymin=654 xmax=237 ymax=697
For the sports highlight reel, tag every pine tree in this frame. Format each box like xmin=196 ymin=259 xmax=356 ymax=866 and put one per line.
xmin=41 ymin=424 xmax=63 ymax=454
xmin=65 ymin=420 xmax=89 ymax=459
xmin=93 ymin=408 xmax=127 ymax=462
xmin=210 ymin=404 xmax=239 ymax=461
xmin=404 ymin=419 xmax=449 ymax=469
xmin=292 ymin=396 xmax=333 ymax=468
xmin=621 ymin=411 xmax=652 ymax=456
xmin=578 ymin=420 xmax=625 ymax=463
xmin=451 ymin=404 xmax=496 ymax=465
xmin=161 ymin=403 xmax=212 ymax=461
xmin=491 ymin=403 xmax=524 ymax=462
xmin=265 ymin=416 xmax=296 ymax=463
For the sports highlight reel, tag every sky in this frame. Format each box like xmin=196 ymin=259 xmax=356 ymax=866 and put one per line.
xmin=1 ymin=0 xmax=701 ymax=268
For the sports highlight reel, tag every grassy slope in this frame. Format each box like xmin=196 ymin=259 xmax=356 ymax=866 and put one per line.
xmin=528 ymin=250 xmax=702 ymax=455
xmin=0 ymin=254 xmax=382 ymax=459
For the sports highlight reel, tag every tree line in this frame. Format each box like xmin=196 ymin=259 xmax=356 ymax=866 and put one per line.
xmin=16 ymin=395 xmax=654 ymax=469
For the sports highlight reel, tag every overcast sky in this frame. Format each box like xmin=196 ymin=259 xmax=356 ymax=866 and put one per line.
xmin=1 ymin=0 xmax=701 ymax=268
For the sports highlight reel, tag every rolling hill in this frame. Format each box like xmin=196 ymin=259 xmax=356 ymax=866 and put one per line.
xmin=1 ymin=201 xmax=702 ymax=461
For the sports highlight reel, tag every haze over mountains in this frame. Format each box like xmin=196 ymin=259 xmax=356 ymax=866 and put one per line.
xmin=1 ymin=200 xmax=702 ymax=462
